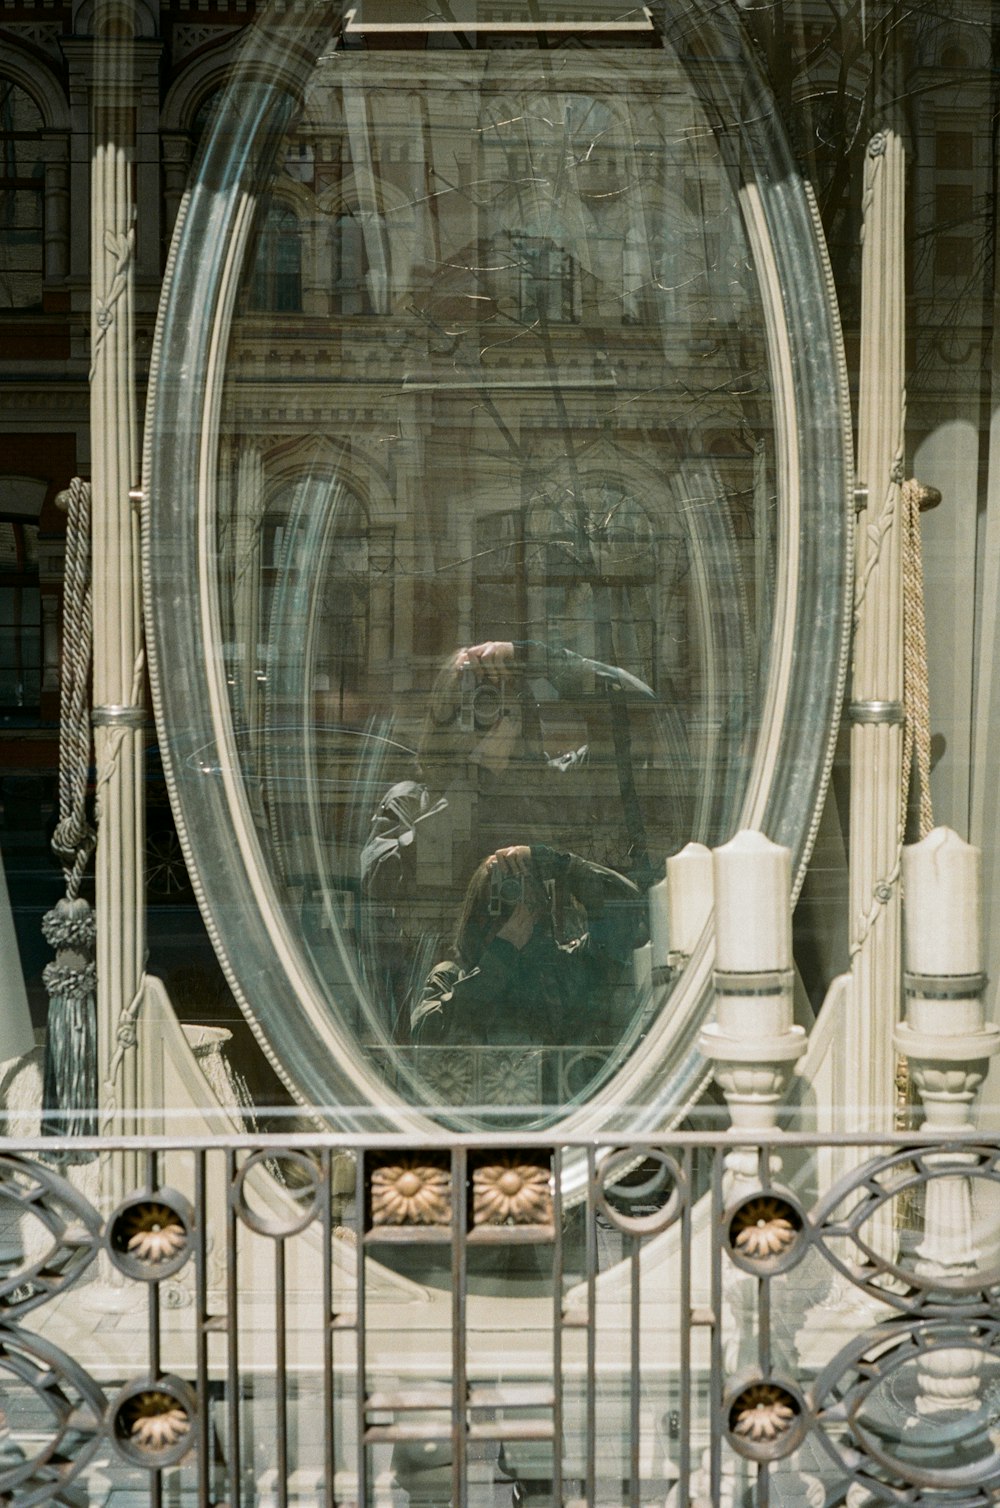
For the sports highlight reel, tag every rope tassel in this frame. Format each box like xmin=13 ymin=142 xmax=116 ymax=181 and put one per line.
xmin=42 ymin=478 xmax=97 ymax=1157
xmin=41 ymin=898 xmax=97 ymax=1143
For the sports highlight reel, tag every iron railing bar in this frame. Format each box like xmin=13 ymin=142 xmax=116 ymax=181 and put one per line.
xmin=709 ymin=1147 xmax=724 ymax=1506
xmin=147 ymin=1147 xmax=162 ymax=1508
xmin=756 ymin=1251 xmax=773 ymax=1508
xmin=275 ymin=1236 xmax=288 ymax=1508
xmin=552 ymin=1145 xmax=564 ymax=1508
xmin=356 ymin=1148 xmax=368 ymax=1508
xmin=195 ymin=1149 xmax=210 ymax=1508
xmin=629 ymin=1232 xmax=641 ymax=1508
xmin=321 ymin=1147 xmax=335 ymax=1508
xmin=6 ymin=1127 xmax=991 ymax=1155
xmin=759 ymin=1273 xmax=771 ymax=1378
xmin=148 ymin=1282 xmax=162 ymax=1508
xmin=225 ymin=1148 xmax=242 ymax=1508
xmin=678 ymin=1147 xmax=692 ymax=1505
xmin=451 ymin=1146 xmax=468 ymax=1508
xmin=585 ymin=1145 xmax=597 ymax=1508
xmin=145 ymin=1147 xmax=160 ymax=1377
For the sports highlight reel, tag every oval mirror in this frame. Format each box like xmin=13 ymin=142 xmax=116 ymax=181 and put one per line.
xmin=144 ymin=0 xmax=851 ymax=1138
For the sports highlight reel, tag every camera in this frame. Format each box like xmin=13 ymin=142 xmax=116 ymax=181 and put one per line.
xmin=488 ymin=867 xmax=524 ymax=917
xmin=459 ymin=669 xmax=506 ymax=733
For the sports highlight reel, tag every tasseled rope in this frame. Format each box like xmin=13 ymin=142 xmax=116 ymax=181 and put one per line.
xmin=901 ymin=477 xmax=934 ymax=841
xmin=42 ymin=477 xmax=98 ymax=1149
xmin=896 ymin=477 xmax=935 ymax=1138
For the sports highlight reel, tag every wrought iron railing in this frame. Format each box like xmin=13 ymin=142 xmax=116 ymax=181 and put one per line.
xmin=0 ymin=1129 xmax=998 ymax=1506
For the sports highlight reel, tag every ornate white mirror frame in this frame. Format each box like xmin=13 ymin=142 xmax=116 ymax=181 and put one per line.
xmin=142 ymin=0 xmax=853 ymax=1159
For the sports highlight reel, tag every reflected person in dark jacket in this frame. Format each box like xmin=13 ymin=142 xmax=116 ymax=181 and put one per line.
xmin=411 ymin=843 xmax=646 ymax=1049
xmin=359 ymin=639 xmax=659 ymax=1038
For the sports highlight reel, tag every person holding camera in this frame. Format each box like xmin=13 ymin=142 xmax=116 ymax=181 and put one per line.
xmin=361 ymin=638 xmax=655 ymax=899
xmin=357 ymin=637 xmax=672 ymax=1042
xmin=411 ymin=843 xmax=646 ymax=1050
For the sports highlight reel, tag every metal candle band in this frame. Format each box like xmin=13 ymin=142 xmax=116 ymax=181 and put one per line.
xmin=847 ymin=700 xmax=905 ymax=726
xmin=713 ymin=969 xmax=795 ymax=997
xmin=903 ymin=971 xmax=988 ymax=999
xmin=92 ymin=705 xmax=147 ymax=729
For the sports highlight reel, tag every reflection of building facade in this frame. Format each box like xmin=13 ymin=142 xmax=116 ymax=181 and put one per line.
xmin=4 ymin=5 xmax=1000 ymax=1500
xmin=0 ymin=6 xmax=997 ymax=1021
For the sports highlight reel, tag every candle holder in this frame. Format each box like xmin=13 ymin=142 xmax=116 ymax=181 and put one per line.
xmin=699 ymin=833 xmax=805 ymax=1195
xmin=894 ymin=828 xmax=1000 ymax=1431
xmin=700 ymin=971 xmax=806 ymax=1194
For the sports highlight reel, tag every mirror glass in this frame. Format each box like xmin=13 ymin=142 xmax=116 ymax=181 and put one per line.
xmin=145 ymin=0 xmax=849 ymax=1129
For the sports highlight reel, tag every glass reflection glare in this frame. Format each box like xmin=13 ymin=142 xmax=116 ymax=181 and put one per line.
xmin=212 ymin=27 xmax=776 ymax=1118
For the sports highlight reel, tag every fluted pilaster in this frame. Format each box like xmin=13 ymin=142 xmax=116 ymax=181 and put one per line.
xmin=90 ymin=8 xmax=144 ymax=1200
xmin=847 ymin=129 xmax=907 ymax=1128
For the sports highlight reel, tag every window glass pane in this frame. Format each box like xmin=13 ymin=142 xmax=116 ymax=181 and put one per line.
xmin=0 ymin=79 xmax=44 ymax=309
xmin=0 ymin=584 xmax=40 ymax=706
xmin=210 ymin=35 xmax=779 ymax=1118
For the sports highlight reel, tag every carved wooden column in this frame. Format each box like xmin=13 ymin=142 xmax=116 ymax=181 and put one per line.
xmin=90 ymin=5 xmax=144 ymax=1199
xmin=846 ymin=128 xmax=906 ymax=1129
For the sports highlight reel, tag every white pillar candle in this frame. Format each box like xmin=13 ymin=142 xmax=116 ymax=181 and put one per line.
xmin=713 ymin=830 xmax=791 ymax=973
xmin=666 ymin=842 xmax=714 ymax=957
xmin=902 ymin=826 xmax=982 ymax=976
xmin=648 ymin=871 xmax=670 ymax=969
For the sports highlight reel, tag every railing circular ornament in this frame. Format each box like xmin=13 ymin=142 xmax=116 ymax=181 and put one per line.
xmin=723 ymin=1187 xmax=809 ymax=1276
xmin=231 ymin=1148 xmax=323 ymax=1238
xmin=110 ymin=1375 xmax=197 ymax=1470
xmin=594 ymin=1147 xmax=686 ymax=1237
xmin=723 ymin=1372 xmax=808 ymax=1462
xmin=105 ymin=1188 xmax=194 ymax=1282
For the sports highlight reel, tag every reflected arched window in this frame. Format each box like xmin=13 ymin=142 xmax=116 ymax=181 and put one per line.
xmin=0 ymin=516 xmax=40 ymax=709
xmin=512 ymin=234 xmax=578 ymax=324
xmin=332 ymin=209 xmax=378 ymax=316
xmin=263 ymin=482 xmax=371 ymax=716
xmin=0 ymin=79 xmax=44 ymax=311
xmin=530 ymin=486 xmax=657 ymax=686
xmin=249 ymin=203 xmax=302 ymax=313
xmin=474 ymin=486 xmax=658 ymax=688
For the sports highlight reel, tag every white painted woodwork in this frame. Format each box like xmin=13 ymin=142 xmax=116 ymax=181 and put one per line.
xmin=846 ymin=129 xmax=906 ymax=1129
xmin=90 ymin=7 xmax=144 ymax=1198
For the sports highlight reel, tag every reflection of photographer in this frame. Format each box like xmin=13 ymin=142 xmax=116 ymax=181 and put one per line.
xmin=362 ymin=638 xmax=656 ymax=900
xmin=412 ymin=844 xmax=646 ymax=1049
xmin=359 ymin=637 xmax=669 ymax=1041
